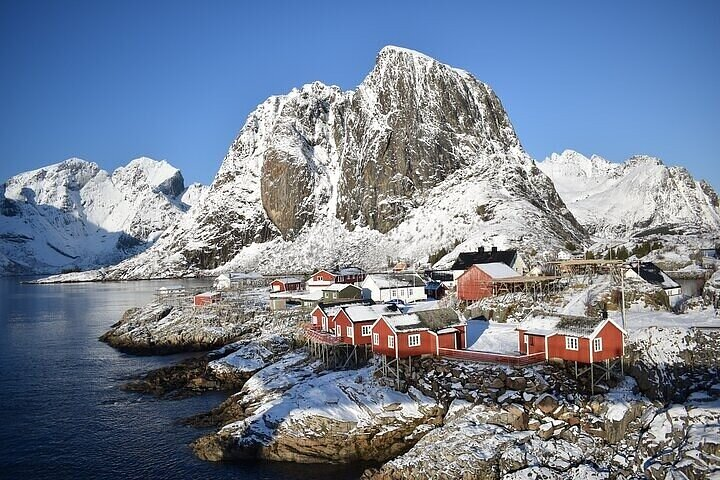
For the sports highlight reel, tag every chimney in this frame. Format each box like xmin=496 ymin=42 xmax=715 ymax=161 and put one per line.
xmin=478 ymin=246 xmax=484 ymax=253
xmin=491 ymin=246 xmax=498 ymax=254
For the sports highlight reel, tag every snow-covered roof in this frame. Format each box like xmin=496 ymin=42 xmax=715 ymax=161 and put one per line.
xmin=322 ymin=283 xmax=360 ymax=292
xmin=451 ymin=248 xmax=517 ymax=271
xmin=196 ymin=291 xmax=221 ymax=298
xmin=366 ymin=273 xmax=426 ymax=289
xmin=518 ymin=313 xmax=625 ymax=338
xmin=273 ymin=277 xmax=304 ymax=284
xmin=626 ymin=262 xmax=680 ymax=290
xmin=474 ymin=262 xmax=520 ymax=279
xmin=382 ymin=308 xmax=464 ymax=332
xmin=343 ymin=304 xmax=400 ymax=323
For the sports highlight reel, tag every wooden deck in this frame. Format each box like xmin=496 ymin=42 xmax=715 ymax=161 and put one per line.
xmin=438 ymin=348 xmax=545 ymax=367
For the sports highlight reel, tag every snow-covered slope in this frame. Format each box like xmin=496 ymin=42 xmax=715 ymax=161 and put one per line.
xmin=96 ymin=46 xmax=586 ymax=279
xmin=0 ymin=157 xmax=198 ymax=275
xmin=538 ymin=150 xmax=720 ymax=238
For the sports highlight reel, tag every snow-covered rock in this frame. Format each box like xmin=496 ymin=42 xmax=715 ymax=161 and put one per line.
xmin=89 ymin=46 xmax=586 ymax=280
xmin=193 ymin=354 xmax=444 ymax=464
xmin=0 ymin=157 xmax=202 ymax=275
xmin=538 ymin=149 xmax=720 ymax=238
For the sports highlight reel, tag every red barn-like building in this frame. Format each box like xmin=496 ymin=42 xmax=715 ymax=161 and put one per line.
xmin=457 ymin=263 xmax=520 ymax=302
xmin=194 ymin=291 xmax=222 ymax=307
xmin=516 ymin=314 xmax=626 ymax=363
xmin=308 ymin=267 xmax=367 ymax=290
xmin=371 ymin=308 xmax=467 ymax=359
xmin=270 ymin=277 xmax=305 ymax=292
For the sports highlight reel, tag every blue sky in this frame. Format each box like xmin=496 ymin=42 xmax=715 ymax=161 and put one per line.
xmin=1 ymin=0 xmax=719 ymax=189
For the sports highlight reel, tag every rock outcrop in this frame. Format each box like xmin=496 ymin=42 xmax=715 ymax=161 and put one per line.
xmin=192 ymin=354 xmax=444 ymax=464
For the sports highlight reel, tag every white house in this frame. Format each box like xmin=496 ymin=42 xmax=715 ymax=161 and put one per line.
xmin=361 ymin=273 xmax=427 ymax=303
xmin=625 ymin=262 xmax=683 ymax=305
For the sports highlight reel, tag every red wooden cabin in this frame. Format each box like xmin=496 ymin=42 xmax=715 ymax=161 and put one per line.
xmin=457 ymin=263 xmax=520 ymax=301
xmin=332 ymin=304 xmax=401 ymax=346
xmin=371 ymin=308 xmax=467 ymax=359
xmin=270 ymin=277 xmax=305 ymax=292
xmin=517 ymin=315 xmax=626 ymax=363
xmin=309 ymin=267 xmax=367 ymax=285
xmin=193 ymin=291 xmax=222 ymax=307
xmin=309 ymin=304 xmax=344 ymax=332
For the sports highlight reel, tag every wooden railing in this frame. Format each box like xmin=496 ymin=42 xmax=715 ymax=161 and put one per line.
xmin=304 ymin=326 xmax=343 ymax=345
xmin=438 ymin=348 xmax=545 ymax=366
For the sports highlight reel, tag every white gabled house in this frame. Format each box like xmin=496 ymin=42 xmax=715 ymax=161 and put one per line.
xmin=361 ymin=273 xmax=427 ymax=303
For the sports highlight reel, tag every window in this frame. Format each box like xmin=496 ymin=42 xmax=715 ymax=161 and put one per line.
xmin=565 ymin=336 xmax=579 ymax=351
xmin=373 ymin=333 xmax=379 ymax=345
xmin=593 ymin=337 xmax=603 ymax=352
xmin=388 ymin=335 xmax=395 ymax=348
xmin=361 ymin=325 xmax=372 ymax=336
xmin=391 ymin=288 xmax=397 ymax=298
xmin=408 ymin=334 xmax=421 ymax=347
xmin=335 ymin=325 xmax=342 ymax=337
xmin=528 ymin=336 xmax=534 ymax=346
xmin=346 ymin=326 xmax=352 ymax=337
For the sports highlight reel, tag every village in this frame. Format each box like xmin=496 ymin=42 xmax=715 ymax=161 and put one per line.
xmin=167 ymin=244 xmax=720 ymax=395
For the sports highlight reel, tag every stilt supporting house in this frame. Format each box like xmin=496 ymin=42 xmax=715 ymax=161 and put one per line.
xmin=304 ymin=328 xmax=370 ymax=369
xmin=572 ymin=358 xmax=623 ymax=394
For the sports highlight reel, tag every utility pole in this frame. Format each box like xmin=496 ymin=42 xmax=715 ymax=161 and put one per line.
xmin=620 ymin=265 xmax=626 ymax=330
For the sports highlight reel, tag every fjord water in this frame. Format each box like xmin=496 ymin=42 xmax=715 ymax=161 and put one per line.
xmin=0 ymin=278 xmax=361 ymax=480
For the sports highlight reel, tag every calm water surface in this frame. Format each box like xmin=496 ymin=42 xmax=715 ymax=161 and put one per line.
xmin=0 ymin=278 xmax=363 ymax=479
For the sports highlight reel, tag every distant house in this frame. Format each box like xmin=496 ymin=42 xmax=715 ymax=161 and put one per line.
xmin=371 ymin=308 xmax=467 ymax=358
xmin=450 ymin=246 xmax=527 ymax=278
xmin=193 ymin=291 xmax=221 ymax=307
xmin=392 ymin=261 xmax=409 ymax=273
xmin=307 ymin=267 xmax=367 ymax=290
xmin=516 ymin=314 xmax=625 ymax=364
xmin=424 ymin=280 xmax=446 ymax=300
xmin=270 ymin=277 xmax=305 ymax=293
xmin=332 ymin=304 xmax=402 ymax=346
xmin=456 ymin=262 xmax=520 ymax=302
xmin=700 ymin=247 xmax=719 ymax=259
xmin=556 ymin=250 xmax=573 ymax=261
xmin=361 ymin=273 xmax=427 ymax=303
xmin=625 ymin=262 xmax=682 ymax=304
xmin=321 ymin=283 xmax=362 ymax=302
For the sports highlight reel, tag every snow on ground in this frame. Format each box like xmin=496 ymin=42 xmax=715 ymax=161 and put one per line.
xmin=468 ymin=322 xmax=519 ymax=354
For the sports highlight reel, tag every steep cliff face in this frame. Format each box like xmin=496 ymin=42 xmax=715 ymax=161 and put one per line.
xmin=539 ymin=150 xmax=720 ymax=238
xmin=67 ymin=46 xmax=586 ymax=279
xmin=0 ymin=157 xmax=194 ymax=275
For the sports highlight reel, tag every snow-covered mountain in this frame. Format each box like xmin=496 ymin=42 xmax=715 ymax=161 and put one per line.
xmin=92 ymin=46 xmax=586 ymax=280
xmin=0 ymin=157 xmax=205 ymax=275
xmin=538 ymin=150 xmax=720 ymax=238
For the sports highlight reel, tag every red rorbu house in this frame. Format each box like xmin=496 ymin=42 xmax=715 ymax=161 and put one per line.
xmin=194 ymin=291 xmax=222 ymax=307
xmin=516 ymin=314 xmax=626 ymax=364
xmin=371 ymin=308 xmax=467 ymax=359
xmin=307 ymin=267 xmax=367 ymax=290
xmin=457 ymin=262 xmax=520 ymax=302
xmin=309 ymin=304 xmax=345 ymax=332
xmin=270 ymin=277 xmax=305 ymax=293
xmin=332 ymin=304 xmax=402 ymax=346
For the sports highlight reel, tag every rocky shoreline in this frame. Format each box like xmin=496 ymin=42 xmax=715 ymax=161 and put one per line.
xmin=105 ymin=298 xmax=720 ymax=479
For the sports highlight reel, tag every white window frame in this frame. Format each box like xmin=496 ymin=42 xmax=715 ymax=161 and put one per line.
xmin=346 ymin=326 xmax=352 ymax=337
xmin=408 ymin=334 xmax=421 ymax=347
xmin=593 ymin=337 xmax=602 ymax=352
xmin=335 ymin=325 xmax=342 ymax=337
xmin=373 ymin=332 xmax=379 ymax=346
xmin=361 ymin=325 xmax=372 ymax=337
xmin=565 ymin=336 xmax=579 ymax=351
xmin=388 ymin=335 xmax=395 ymax=348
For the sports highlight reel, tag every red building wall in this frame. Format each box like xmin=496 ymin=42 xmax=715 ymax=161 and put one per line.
xmin=352 ymin=321 xmax=375 ymax=346
xmin=371 ymin=317 xmax=397 ymax=357
xmin=437 ymin=332 xmax=457 ymax=350
xmin=589 ymin=323 xmax=624 ymax=362
xmin=517 ymin=330 xmax=546 ymax=355
xmin=457 ymin=266 xmax=494 ymax=301
xmin=396 ymin=330 xmax=436 ymax=358
xmin=310 ymin=308 xmax=325 ymax=328
xmin=313 ymin=271 xmax=336 ymax=282
xmin=333 ymin=310 xmax=354 ymax=344
xmin=547 ymin=335 xmax=591 ymax=363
